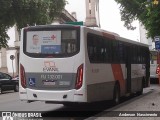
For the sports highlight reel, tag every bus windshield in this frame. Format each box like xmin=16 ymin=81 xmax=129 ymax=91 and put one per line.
xmin=23 ymin=27 xmax=80 ymax=58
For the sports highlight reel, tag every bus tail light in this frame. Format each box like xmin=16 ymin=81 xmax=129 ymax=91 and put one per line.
xmin=20 ymin=64 xmax=26 ymax=88
xmin=156 ymin=65 xmax=160 ymax=74
xmin=75 ymin=64 xmax=83 ymax=90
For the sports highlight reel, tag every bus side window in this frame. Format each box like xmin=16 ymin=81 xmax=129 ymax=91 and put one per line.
xmin=118 ymin=42 xmax=123 ymax=63
xmin=87 ymin=34 xmax=97 ymax=63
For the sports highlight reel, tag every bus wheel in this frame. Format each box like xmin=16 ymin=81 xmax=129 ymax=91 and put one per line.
xmin=113 ymin=83 xmax=120 ymax=105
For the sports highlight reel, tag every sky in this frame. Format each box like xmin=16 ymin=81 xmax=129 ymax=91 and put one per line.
xmin=65 ymin=0 xmax=140 ymax=41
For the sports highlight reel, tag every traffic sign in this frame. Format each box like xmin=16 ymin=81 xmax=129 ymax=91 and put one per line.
xmin=10 ymin=55 xmax=15 ymax=60
xmin=155 ymin=36 xmax=160 ymax=50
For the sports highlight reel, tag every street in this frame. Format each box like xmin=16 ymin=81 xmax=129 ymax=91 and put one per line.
xmin=0 ymin=91 xmax=63 ymax=111
xmin=0 ymin=84 xmax=160 ymax=120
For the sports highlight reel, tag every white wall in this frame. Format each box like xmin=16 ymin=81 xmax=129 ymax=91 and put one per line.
xmin=0 ymin=26 xmax=18 ymax=76
xmin=139 ymin=23 xmax=153 ymax=49
xmin=7 ymin=26 xmax=17 ymax=75
xmin=7 ymin=27 xmax=15 ymax=47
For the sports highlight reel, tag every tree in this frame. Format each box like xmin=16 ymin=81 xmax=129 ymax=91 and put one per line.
xmin=0 ymin=0 xmax=66 ymax=48
xmin=114 ymin=0 xmax=160 ymax=39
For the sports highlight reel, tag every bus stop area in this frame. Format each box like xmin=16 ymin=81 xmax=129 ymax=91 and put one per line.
xmin=86 ymin=84 xmax=160 ymax=120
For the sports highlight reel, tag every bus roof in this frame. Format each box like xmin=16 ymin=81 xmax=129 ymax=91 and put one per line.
xmin=82 ymin=25 xmax=149 ymax=48
xmin=23 ymin=24 xmax=149 ymax=48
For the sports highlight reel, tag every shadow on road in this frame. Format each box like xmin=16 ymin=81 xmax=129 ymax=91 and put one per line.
xmin=42 ymin=100 xmax=114 ymax=120
xmin=42 ymin=90 xmax=153 ymax=120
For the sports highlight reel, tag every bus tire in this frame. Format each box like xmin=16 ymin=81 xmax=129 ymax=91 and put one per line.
xmin=113 ymin=83 xmax=120 ymax=105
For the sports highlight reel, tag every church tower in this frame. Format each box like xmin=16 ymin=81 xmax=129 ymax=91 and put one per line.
xmin=85 ymin=0 xmax=100 ymax=27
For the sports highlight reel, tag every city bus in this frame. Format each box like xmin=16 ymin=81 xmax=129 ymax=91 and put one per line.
xmin=150 ymin=50 xmax=159 ymax=83
xmin=19 ymin=24 xmax=150 ymax=105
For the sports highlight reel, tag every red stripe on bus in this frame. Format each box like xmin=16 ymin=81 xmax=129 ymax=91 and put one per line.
xmin=102 ymin=32 xmax=116 ymax=40
xmin=111 ymin=64 xmax=125 ymax=92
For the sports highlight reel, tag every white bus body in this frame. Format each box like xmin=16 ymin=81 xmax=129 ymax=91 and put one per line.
xmin=19 ymin=25 xmax=150 ymax=104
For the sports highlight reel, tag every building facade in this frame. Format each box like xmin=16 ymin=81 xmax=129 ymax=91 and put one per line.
xmin=139 ymin=23 xmax=153 ymax=50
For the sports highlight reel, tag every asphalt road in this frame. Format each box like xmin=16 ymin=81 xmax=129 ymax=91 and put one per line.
xmin=0 ymin=84 xmax=159 ymax=120
xmin=0 ymin=91 xmax=113 ymax=119
xmin=0 ymin=91 xmax=63 ymax=111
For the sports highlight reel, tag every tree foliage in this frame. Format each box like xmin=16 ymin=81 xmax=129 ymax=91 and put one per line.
xmin=0 ymin=0 xmax=66 ymax=48
xmin=114 ymin=0 xmax=160 ymax=39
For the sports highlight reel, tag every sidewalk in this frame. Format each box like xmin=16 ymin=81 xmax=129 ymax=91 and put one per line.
xmin=86 ymin=84 xmax=160 ymax=120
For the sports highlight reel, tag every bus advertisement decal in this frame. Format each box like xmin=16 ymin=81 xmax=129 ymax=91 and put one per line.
xmin=111 ymin=64 xmax=125 ymax=92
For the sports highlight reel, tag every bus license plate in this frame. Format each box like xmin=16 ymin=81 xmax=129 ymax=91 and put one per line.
xmin=43 ymin=81 xmax=56 ymax=86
